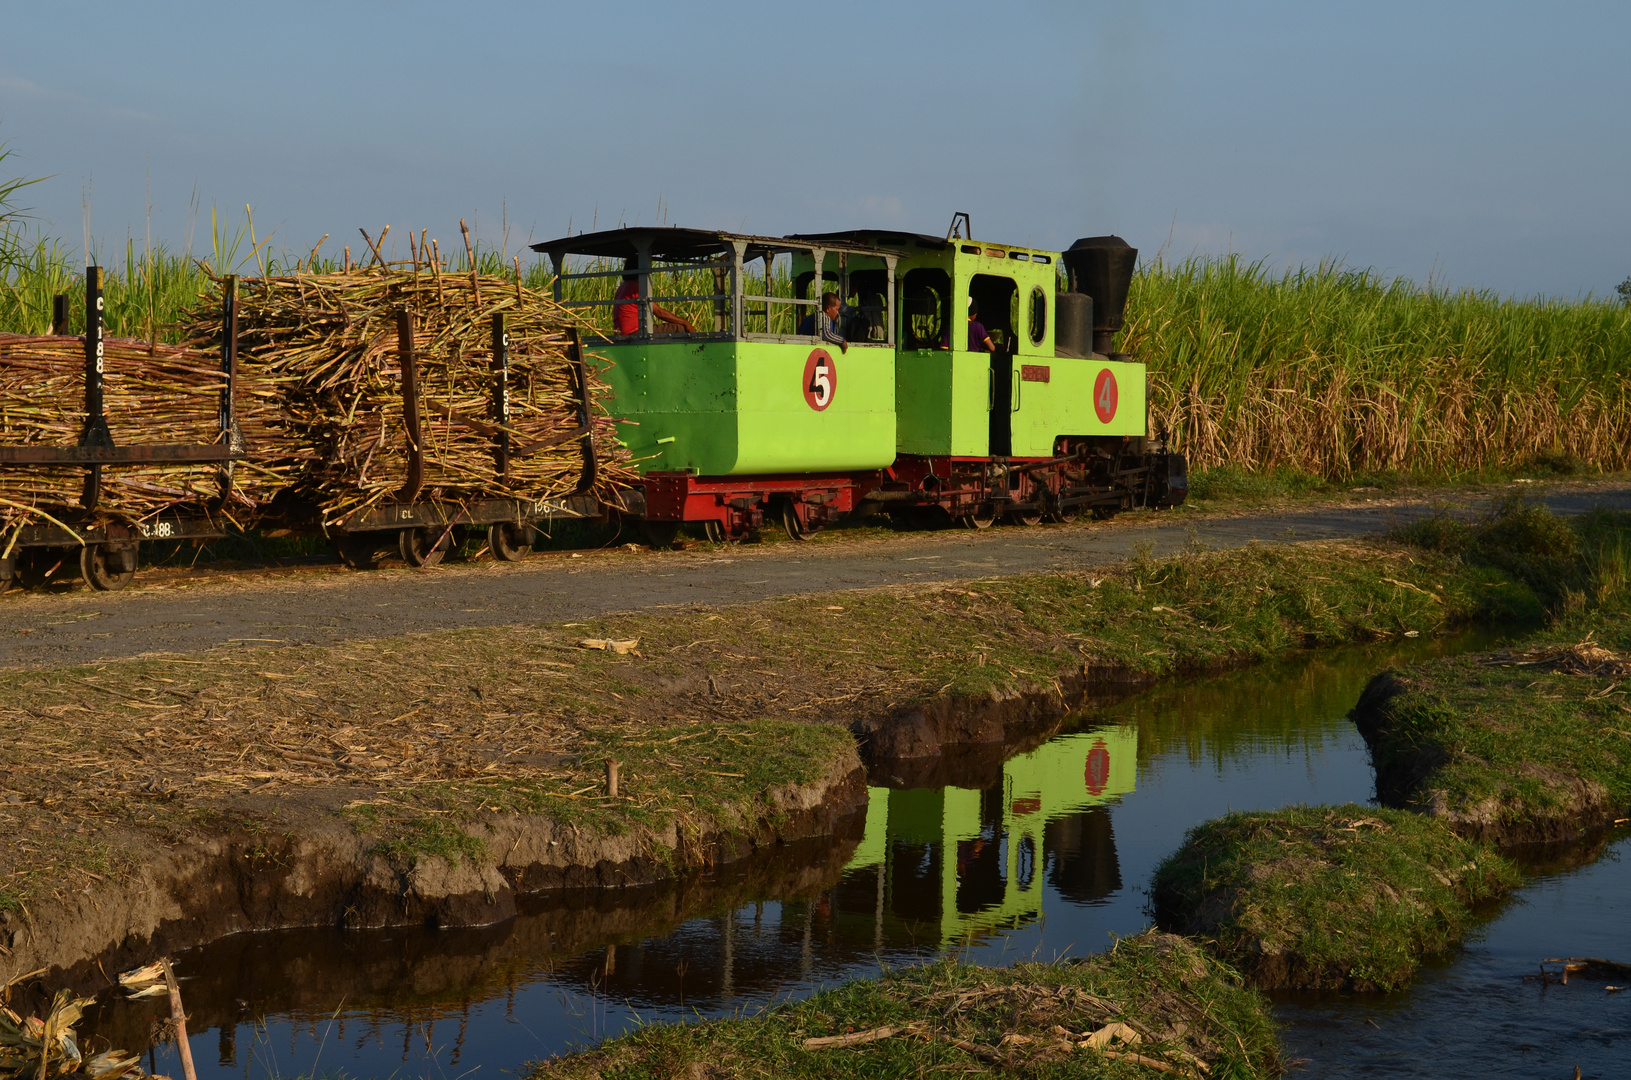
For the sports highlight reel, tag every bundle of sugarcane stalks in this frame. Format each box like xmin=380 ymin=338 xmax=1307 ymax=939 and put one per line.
xmin=172 ymin=253 xmax=634 ymax=527
xmin=0 ymin=333 xmax=278 ymax=533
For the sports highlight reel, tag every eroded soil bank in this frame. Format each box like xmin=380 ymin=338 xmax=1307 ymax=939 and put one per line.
xmin=0 ymin=532 xmax=1543 ymax=986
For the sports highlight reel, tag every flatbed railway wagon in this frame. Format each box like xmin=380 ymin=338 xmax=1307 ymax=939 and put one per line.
xmin=0 ymin=269 xmax=243 ymax=592
xmin=256 ymin=314 xmax=619 ymax=571
xmin=0 ymin=274 xmax=621 ymax=592
xmin=532 ymin=219 xmax=1184 ymax=542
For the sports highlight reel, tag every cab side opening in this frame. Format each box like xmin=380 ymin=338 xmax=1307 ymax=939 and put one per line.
xmin=970 ymin=273 xmax=1018 ymax=456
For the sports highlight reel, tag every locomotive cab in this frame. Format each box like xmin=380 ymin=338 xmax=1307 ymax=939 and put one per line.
xmin=789 ymin=229 xmax=1146 ymax=462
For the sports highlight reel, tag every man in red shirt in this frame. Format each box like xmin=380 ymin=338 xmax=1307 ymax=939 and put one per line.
xmin=613 ymin=263 xmax=697 ymax=335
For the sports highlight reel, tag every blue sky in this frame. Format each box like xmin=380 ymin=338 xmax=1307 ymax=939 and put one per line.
xmin=1 ymin=1 xmax=1627 ymax=298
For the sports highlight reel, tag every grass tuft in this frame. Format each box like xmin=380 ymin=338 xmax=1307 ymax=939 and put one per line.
xmin=1151 ymin=804 xmax=1519 ymax=991
xmin=528 ymin=930 xmax=1282 ymax=1079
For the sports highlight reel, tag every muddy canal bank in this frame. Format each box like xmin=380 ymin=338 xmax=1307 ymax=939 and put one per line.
xmin=2 ymin=536 xmax=1504 ymax=984
xmin=67 ymin=631 xmax=1521 ymax=1079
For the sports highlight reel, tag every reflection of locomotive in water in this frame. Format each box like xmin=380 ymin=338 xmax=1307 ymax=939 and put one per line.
xmin=837 ymin=726 xmax=1136 ymax=947
xmin=79 ymin=727 xmax=1136 ymax=1067
xmin=532 ymin=219 xmax=1186 ymax=541
xmin=576 ymin=725 xmax=1136 ymax=1004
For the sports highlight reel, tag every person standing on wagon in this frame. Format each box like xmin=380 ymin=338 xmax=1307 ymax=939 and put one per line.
xmin=613 ymin=260 xmax=697 ymax=335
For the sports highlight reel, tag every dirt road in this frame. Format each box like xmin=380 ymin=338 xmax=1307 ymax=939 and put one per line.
xmin=4 ymin=486 xmax=1628 ymax=670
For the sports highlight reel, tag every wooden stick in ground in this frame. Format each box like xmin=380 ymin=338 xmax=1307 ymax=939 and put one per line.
xmin=160 ymin=958 xmax=199 ymax=1080
xmin=604 ymin=758 xmax=620 ymax=797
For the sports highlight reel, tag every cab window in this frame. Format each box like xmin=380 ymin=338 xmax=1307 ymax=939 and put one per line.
xmin=902 ymin=267 xmax=951 ymax=350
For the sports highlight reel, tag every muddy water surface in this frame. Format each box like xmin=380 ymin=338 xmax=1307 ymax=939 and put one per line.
xmin=85 ymin=629 xmax=1628 ymax=1078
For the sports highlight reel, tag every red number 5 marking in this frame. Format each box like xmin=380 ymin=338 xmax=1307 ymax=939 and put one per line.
xmin=803 ymin=349 xmax=836 ymax=411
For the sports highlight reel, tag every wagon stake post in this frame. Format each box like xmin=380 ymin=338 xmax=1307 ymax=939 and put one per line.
xmin=395 ymin=309 xmax=424 ymax=502
xmin=79 ymin=265 xmax=114 ymax=510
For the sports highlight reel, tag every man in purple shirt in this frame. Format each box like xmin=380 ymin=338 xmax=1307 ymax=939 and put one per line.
xmin=967 ymin=298 xmax=996 ymax=352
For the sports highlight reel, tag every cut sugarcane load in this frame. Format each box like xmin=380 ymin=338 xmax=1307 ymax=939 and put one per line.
xmin=170 ymin=255 xmax=636 ymax=529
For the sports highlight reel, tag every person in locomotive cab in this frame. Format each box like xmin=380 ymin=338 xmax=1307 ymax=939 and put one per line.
xmin=967 ymin=298 xmax=996 ymax=353
xmin=798 ymin=292 xmax=849 ymax=354
xmin=613 ymin=261 xmax=697 ymax=335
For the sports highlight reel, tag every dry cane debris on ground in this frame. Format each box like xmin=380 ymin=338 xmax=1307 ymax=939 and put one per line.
xmin=1481 ymin=636 xmax=1631 ymax=678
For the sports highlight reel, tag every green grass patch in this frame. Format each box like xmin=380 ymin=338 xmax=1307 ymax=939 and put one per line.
xmin=1151 ymin=805 xmax=1519 ymax=991
xmin=528 ymin=930 xmax=1281 ymax=1079
xmin=1360 ymin=501 xmax=1631 ymax=839
xmin=350 ymin=810 xmax=488 ymax=867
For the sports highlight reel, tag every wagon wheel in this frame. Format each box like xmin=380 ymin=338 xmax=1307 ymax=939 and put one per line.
xmin=332 ymin=534 xmax=382 ymax=570
xmin=957 ymin=504 xmax=996 ymax=530
xmin=489 ymin=522 xmax=534 ymax=562
xmin=80 ymin=542 xmax=137 ymax=592
xmin=781 ymin=502 xmax=817 ymax=542
xmin=399 ymin=527 xmax=451 ymax=568
xmin=639 ymin=519 xmax=681 ymax=550
xmin=702 ymin=520 xmax=728 ymax=544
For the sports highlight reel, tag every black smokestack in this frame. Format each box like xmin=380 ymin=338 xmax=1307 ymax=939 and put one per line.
xmin=1062 ymin=236 xmax=1137 ymax=355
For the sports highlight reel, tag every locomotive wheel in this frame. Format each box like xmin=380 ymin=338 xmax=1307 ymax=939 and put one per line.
xmin=781 ymin=502 xmax=816 ymax=542
xmin=80 ymin=542 xmax=137 ymax=592
xmin=1090 ymin=504 xmax=1120 ymax=521
xmin=489 ymin=522 xmax=534 ymax=562
xmin=1044 ymin=505 xmax=1080 ymax=524
xmin=399 ymin=527 xmax=451 ymax=568
xmin=333 ymin=534 xmax=382 ymax=570
xmin=702 ymin=520 xmax=728 ymax=544
xmin=1007 ymin=507 xmax=1043 ymax=527
xmin=638 ymin=519 xmax=681 ymax=550
xmin=958 ymin=504 xmax=996 ymax=530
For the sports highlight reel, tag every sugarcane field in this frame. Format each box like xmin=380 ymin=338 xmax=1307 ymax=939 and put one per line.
xmin=4 ymin=7 xmax=1631 ymax=1080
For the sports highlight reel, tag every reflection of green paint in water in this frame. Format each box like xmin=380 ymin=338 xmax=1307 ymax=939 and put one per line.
xmin=844 ymin=726 xmax=1138 ymax=946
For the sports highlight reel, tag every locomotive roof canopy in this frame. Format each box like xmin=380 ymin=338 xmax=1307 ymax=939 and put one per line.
xmin=791 ymin=229 xmax=1060 ymax=261
xmin=530 ymin=226 xmax=893 ymax=265
xmin=788 ymin=229 xmax=951 ymax=250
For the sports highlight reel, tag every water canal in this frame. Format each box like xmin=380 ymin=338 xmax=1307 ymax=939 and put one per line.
xmin=83 ymin=630 xmax=1629 ymax=1078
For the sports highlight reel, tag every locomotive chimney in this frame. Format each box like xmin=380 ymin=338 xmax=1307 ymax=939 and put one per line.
xmin=1062 ymin=235 xmax=1137 ymax=356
